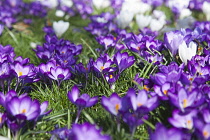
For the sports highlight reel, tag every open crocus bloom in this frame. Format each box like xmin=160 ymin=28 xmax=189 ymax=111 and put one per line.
xmin=6 ymin=96 xmax=41 ymax=120
xmin=178 ymin=41 xmax=197 ymax=64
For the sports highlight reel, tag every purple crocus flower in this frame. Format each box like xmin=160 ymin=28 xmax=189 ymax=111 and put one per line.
xmin=114 ymin=51 xmax=135 ymax=73
xmin=48 ymin=66 xmax=71 ymax=87
xmin=68 ymin=85 xmax=98 ymax=108
xmin=93 ymin=58 xmax=112 ymax=73
xmin=13 ymin=63 xmax=31 ymax=78
xmin=70 ymin=122 xmax=111 ymax=140
xmin=168 ymin=110 xmax=197 ymax=130
xmin=169 ymin=88 xmax=203 ymax=112
xmin=194 ymin=118 xmax=210 ymax=140
xmin=0 ymin=90 xmax=25 ymax=107
xmin=96 ymin=34 xmax=117 ymax=50
xmin=101 ymin=93 xmax=122 ymax=116
xmin=154 ymin=82 xmax=171 ymax=100
xmin=164 ymin=30 xmax=184 ymax=56
xmin=50 ymin=126 xmax=72 ymax=140
xmin=67 ymin=85 xmax=98 ymax=123
xmin=104 ymin=72 xmax=119 ymax=84
xmin=6 ymin=96 xmax=41 ymax=121
xmin=150 ymin=123 xmax=188 ymax=140
xmin=40 ymin=101 xmax=51 ymax=116
xmin=127 ymin=88 xmax=158 ymax=112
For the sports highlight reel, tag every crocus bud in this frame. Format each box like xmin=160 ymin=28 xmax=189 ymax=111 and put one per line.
xmin=136 ymin=14 xmax=152 ymax=29
xmin=178 ymin=41 xmax=197 ymax=64
xmin=53 ymin=20 xmax=69 ymax=37
xmin=202 ymin=1 xmax=210 ymax=21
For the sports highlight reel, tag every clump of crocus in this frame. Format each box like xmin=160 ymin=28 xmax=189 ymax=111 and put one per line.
xmin=67 ymin=85 xmax=98 ymax=123
xmin=102 ymin=88 xmax=158 ymax=139
xmin=50 ymin=122 xmax=111 ymax=140
xmin=0 ymin=90 xmax=50 ymax=139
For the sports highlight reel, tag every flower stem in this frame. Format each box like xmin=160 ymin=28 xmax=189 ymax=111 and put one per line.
xmin=75 ymin=109 xmax=82 ymax=124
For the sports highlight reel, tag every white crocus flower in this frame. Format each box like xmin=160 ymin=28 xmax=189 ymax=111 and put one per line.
xmin=202 ymin=1 xmax=210 ymax=21
xmin=116 ymin=10 xmax=134 ymax=28
xmin=136 ymin=14 xmax=152 ymax=29
xmin=92 ymin=0 xmax=110 ymax=9
xmin=150 ymin=18 xmax=165 ymax=31
xmin=30 ymin=42 xmax=37 ymax=49
xmin=60 ymin=0 xmax=73 ymax=7
xmin=55 ymin=10 xmax=65 ymax=17
xmin=122 ymin=0 xmax=151 ymax=15
xmin=178 ymin=41 xmax=197 ymax=64
xmin=150 ymin=10 xmax=166 ymax=31
xmin=180 ymin=8 xmax=192 ymax=19
xmin=53 ymin=20 xmax=69 ymax=37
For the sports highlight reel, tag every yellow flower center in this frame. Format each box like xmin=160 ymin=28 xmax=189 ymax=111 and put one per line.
xmin=137 ymin=103 xmax=142 ymax=107
xmin=163 ymin=90 xmax=168 ymax=95
xmin=0 ymin=117 xmax=2 ymax=123
xmin=187 ymin=120 xmax=192 ymax=129
xmin=100 ymin=66 xmax=104 ymax=70
xmin=115 ymin=104 xmax=120 ymax=112
xmin=143 ymin=85 xmax=149 ymax=91
xmin=21 ymin=109 xmax=26 ymax=114
xmin=109 ymin=75 xmax=113 ymax=79
xmin=183 ymin=99 xmax=187 ymax=108
xmin=18 ymin=71 xmax=23 ymax=77
xmin=203 ymin=131 xmax=209 ymax=138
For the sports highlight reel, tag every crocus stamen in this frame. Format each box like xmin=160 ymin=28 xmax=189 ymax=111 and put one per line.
xmin=137 ymin=46 xmax=140 ymax=50
xmin=187 ymin=120 xmax=192 ymax=129
xmin=203 ymin=131 xmax=209 ymax=138
xmin=183 ymin=99 xmax=187 ymax=108
xmin=137 ymin=103 xmax=142 ymax=107
xmin=163 ymin=90 xmax=168 ymax=95
xmin=100 ymin=66 xmax=104 ymax=70
xmin=64 ymin=60 xmax=67 ymax=63
xmin=21 ymin=109 xmax=26 ymax=113
xmin=113 ymin=37 xmax=117 ymax=40
xmin=143 ymin=85 xmax=149 ymax=91
xmin=189 ymin=78 xmax=193 ymax=81
xmin=0 ymin=117 xmax=2 ymax=123
xmin=109 ymin=75 xmax=113 ymax=79
xmin=18 ymin=71 xmax=23 ymax=77
xmin=115 ymin=104 xmax=120 ymax=112
xmin=61 ymin=51 xmax=65 ymax=54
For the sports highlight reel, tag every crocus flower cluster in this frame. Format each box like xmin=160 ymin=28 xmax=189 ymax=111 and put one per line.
xmin=102 ymin=88 xmax=158 ymax=135
xmin=0 ymin=44 xmax=38 ymax=93
xmin=0 ymin=0 xmax=47 ymax=34
xmin=34 ymin=35 xmax=83 ymax=86
xmin=2 ymin=0 xmax=210 ymax=139
xmin=0 ymin=90 xmax=50 ymax=137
